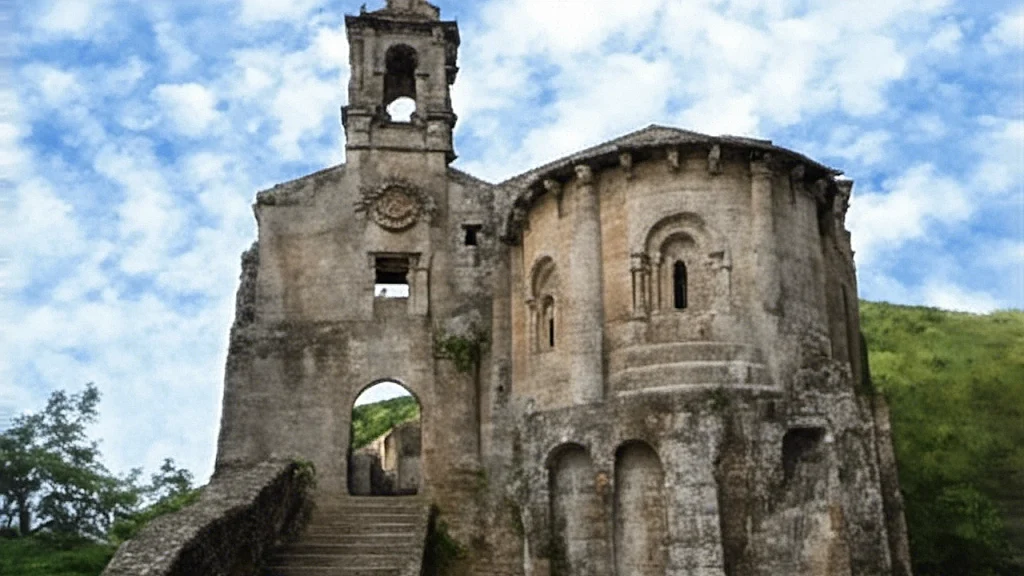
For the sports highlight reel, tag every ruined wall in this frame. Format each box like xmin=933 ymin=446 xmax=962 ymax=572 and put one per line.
xmin=103 ymin=461 xmax=312 ymax=576
xmin=212 ymin=3 xmax=910 ymax=575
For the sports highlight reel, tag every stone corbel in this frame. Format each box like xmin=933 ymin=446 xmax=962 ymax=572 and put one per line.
xmin=811 ymin=178 xmax=829 ymax=205
xmin=707 ymin=144 xmax=722 ymax=175
xmin=834 ymin=179 xmax=852 ymax=227
xmin=543 ymin=178 xmax=564 ymax=218
xmin=574 ymin=164 xmax=594 ymax=185
xmin=789 ymin=164 xmax=806 ymax=204
xmin=619 ymin=152 xmax=634 ymax=181
xmin=666 ymin=148 xmax=680 ymax=172
xmin=750 ymin=151 xmax=772 ymax=175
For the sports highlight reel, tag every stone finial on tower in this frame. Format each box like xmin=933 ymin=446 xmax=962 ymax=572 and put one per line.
xmin=378 ymin=0 xmax=441 ymax=19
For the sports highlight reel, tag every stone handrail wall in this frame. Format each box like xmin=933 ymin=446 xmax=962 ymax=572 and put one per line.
xmin=103 ymin=460 xmax=313 ymax=576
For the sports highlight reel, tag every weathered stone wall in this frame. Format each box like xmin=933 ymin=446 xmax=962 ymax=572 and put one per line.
xmin=102 ymin=461 xmax=311 ymax=576
xmin=210 ymin=2 xmax=911 ymax=575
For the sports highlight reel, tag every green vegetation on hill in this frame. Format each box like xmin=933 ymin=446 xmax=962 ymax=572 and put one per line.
xmin=861 ymin=301 xmax=1024 ymax=575
xmin=351 ymin=395 xmax=420 ymax=449
xmin=0 ymin=536 xmax=115 ymax=576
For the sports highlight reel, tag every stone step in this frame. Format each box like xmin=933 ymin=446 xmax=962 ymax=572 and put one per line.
xmin=269 ymin=553 xmax=406 ymax=569
xmin=295 ymin=533 xmax=414 ymax=545
xmin=261 ymin=497 xmax=429 ymax=576
xmin=303 ymin=522 xmax=419 ymax=535
xmin=307 ymin=512 xmax=422 ymax=525
xmin=610 ymin=360 xmax=769 ymax=393
xmin=283 ymin=543 xmax=417 ymax=555
xmin=263 ymin=567 xmax=399 ymax=576
xmin=609 ymin=341 xmax=765 ymax=373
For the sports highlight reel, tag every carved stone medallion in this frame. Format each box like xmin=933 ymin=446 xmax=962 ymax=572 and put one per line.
xmin=356 ymin=179 xmax=436 ymax=231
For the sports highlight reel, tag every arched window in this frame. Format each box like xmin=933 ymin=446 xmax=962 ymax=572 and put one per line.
xmin=383 ymin=44 xmax=418 ymax=122
xmin=530 ymin=257 xmax=558 ymax=353
xmin=541 ymin=296 xmax=556 ymax=348
xmin=673 ymin=260 xmax=688 ymax=309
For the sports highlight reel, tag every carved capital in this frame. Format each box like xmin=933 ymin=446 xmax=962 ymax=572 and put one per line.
xmin=574 ymin=164 xmax=594 ymax=185
xmin=544 ymin=178 xmax=565 ymax=217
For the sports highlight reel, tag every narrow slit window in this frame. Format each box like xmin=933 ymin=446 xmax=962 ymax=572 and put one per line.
xmin=463 ymin=224 xmax=481 ymax=246
xmin=673 ymin=261 xmax=688 ymax=309
xmin=540 ymin=295 xmax=556 ymax=350
xmin=375 ymin=257 xmax=410 ymax=298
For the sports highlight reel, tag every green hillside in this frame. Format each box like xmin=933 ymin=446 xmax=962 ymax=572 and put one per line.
xmin=351 ymin=395 xmax=420 ymax=449
xmin=861 ymin=301 xmax=1024 ymax=575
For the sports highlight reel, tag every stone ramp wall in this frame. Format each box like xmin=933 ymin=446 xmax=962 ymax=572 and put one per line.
xmin=103 ymin=460 xmax=313 ymax=576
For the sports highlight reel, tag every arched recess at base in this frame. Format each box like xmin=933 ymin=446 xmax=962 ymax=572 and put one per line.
xmin=614 ymin=441 xmax=667 ymax=576
xmin=548 ymin=444 xmax=610 ymax=576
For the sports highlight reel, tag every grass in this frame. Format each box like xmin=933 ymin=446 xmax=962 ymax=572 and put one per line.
xmin=0 ymin=535 xmax=116 ymax=576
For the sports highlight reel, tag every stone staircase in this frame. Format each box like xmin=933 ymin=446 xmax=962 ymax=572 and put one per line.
xmin=262 ymin=496 xmax=430 ymax=576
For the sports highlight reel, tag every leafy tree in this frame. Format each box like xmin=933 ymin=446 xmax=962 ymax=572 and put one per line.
xmin=0 ymin=384 xmax=194 ymax=539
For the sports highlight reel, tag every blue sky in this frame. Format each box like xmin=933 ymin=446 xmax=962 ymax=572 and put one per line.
xmin=1 ymin=0 xmax=1021 ymax=482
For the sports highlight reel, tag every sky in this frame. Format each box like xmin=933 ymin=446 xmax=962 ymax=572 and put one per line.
xmin=1 ymin=0 xmax=1022 ymax=483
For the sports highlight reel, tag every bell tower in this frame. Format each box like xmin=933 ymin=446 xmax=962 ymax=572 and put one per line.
xmin=343 ymin=0 xmax=460 ymax=163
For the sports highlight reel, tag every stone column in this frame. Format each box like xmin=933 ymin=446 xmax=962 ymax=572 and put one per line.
xmin=567 ymin=164 xmax=605 ymax=404
xmin=750 ymin=156 xmax=780 ymax=313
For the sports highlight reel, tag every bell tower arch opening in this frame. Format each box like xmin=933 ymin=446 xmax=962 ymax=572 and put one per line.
xmin=383 ymin=44 xmax=418 ymax=122
xmin=348 ymin=380 xmax=422 ymax=497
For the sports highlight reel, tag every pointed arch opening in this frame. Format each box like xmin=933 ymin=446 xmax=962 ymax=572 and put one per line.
xmin=348 ymin=380 xmax=421 ymax=496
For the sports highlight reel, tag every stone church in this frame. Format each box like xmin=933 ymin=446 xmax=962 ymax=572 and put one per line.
xmin=211 ymin=0 xmax=913 ymax=574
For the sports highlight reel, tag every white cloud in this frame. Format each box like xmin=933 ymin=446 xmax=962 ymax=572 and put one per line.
xmin=926 ymin=21 xmax=963 ymax=53
xmin=922 ymin=280 xmax=1003 ymax=314
xmin=0 ymin=92 xmax=32 ymax=181
xmin=227 ymin=25 xmax=348 ymax=161
xmin=154 ymin=21 xmax=199 ymax=74
xmin=152 ymin=83 xmax=220 ymax=137
xmin=0 ymin=177 xmax=86 ymax=293
xmin=848 ymin=164 xmax=972 ymax=265
xmin=93 ymin=142 xmax=186 ymax=275
xmin=825 ymin=128 xmax=893 ymax=167
xmin=971 ymin=115 xmax=1024 ymax=196
xmin=23 ymin=64 xmax=83 ymax=107
xmin=984 ymin=6 xmax=1024 ymax=54
xmin=34 ymin=0 xmax=112 ymax=38
xmin=239 ymin=0 xmax=323 ymax=26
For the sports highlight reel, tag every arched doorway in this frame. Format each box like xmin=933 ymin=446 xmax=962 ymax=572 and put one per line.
xmin=348 ymin=381 xmax=422 ymax=496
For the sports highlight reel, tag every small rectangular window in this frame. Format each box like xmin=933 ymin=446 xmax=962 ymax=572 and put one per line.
xmin=375 ymin=257 xmax=409 ymax=298
xmin=463 ymin=224 xmax=481 ymax=246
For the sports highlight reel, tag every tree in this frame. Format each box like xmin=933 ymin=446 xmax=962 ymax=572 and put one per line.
xmin=0 ymin=384 xmax=160 ymax=538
